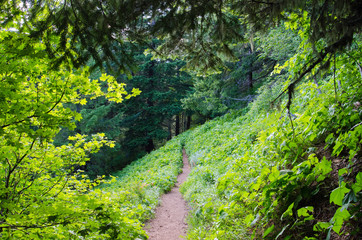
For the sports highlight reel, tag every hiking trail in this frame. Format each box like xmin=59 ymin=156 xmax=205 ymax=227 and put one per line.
xmin=145 ymin=149 xmax=191 ymax=240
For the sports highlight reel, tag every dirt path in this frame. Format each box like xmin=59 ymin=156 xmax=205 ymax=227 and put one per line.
xmin=145 ymin=149 xmax=191 ymax=240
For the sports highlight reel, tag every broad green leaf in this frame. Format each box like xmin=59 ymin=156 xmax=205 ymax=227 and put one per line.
xmin=281 ymin=203 xmax=294 ymax=220
xmin=352 ymin=172 xmax=362 ymax=193
xmin=330 ymin=186 xmax=350 ymax=206
xmin=332 ymin=207 xmax=351 ymax=234
xmin=338 ymin=168 xmax=348 ymax=176
xmin=313 ymin=221 xmax=331 ymax=231
xmin=297 ymin=206 xmax=314 ymax=218
xmin=268 ymin=166 xmax=280 ymax=182
xmin=325 ymin=133 xmax=334 ymax=144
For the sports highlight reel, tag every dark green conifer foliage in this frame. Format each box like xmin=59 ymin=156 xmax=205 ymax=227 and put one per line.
xmin=120 ymin=44 xmax=192 ymax=155
xmin=4 ymin=0 xmax=360 ymax=109
xmin=13 ymin=0 xmax=361 ymax=74
xmin=54 ymin=41 xmax=192 ymax=177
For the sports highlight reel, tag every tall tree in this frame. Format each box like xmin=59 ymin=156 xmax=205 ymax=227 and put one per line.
xmin=120 ymin=43 xmax=192 ymax=154
xmin=182 ymin=25 xmax=300 ymax=119
xmin=54 ymin=41 xmax=192 ymax=176
xmin=4 ymin=1 xmax=361 ymax=112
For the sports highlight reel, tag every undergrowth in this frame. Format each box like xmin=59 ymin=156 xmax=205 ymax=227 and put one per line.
xmin=180 ymin=45 xmax=361 ymax=239
xmin=98 ymin=136 xmax=184 ymax=239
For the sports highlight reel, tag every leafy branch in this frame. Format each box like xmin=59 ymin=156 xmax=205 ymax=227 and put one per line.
xmin=272 ymin=35 xmax=353 ymax=112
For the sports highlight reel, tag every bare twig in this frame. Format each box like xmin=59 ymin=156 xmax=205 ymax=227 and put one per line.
xmin=350 ymin=122 xmax=362 ymax=131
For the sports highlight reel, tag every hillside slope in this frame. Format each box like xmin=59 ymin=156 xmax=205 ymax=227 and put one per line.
xmin=102 ymin=44 xmax=361 ymax=240
xmin=96 ymin=137 xmax=184 ymax=239
xmin=180 ymin=53 xmax=362 ymax=239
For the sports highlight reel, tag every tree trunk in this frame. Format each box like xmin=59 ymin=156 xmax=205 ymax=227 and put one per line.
xmin=167 ymin=119 xmax=172 ymax=140
xmin=248 ymin=46 xmax=253 ymax=89
xmin=145 ymin=60 xmax=155 ymax=152
xmin=248 ymin=70 xmax=253 ymax=89
xmin=175 ymin=115 xmax=180 ymax=136
xmin=186 ymin=115 xmax=191 ymax=130
xmin=145 ymin=138 xmax=155 ymax=153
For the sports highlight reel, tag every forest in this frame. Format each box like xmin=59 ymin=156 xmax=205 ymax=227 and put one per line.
xmin=0 ymin=0 xmax=361 ymax=239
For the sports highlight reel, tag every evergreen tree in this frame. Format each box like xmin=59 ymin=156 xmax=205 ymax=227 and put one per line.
xmin=115 ymin=43 xmax=192 ymax=155
xmin=12 ymin=0 xmax=361 ymax=73
xmin=54 ymin=41 xmax=192 ymax=176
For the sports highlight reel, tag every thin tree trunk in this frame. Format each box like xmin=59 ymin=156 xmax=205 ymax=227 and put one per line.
xmin=183 ymin=112 xmax=187 ymax=133
xmin=248 ymin=46 xmax=253 ymax=89
xmin=146 ymin=138 xmax=155 ymax=153
xmin=167 ymin=119 xmax=172 ymax=140
xmin=186 ymin=115 xmax=191 ymax=130
xmin=175 ymin=115 xmax=180 ymax=136
xmin=248 ymin=71 xmax=253 ymax=88
xmin=145 ymin=59 xmax=155 ymax=152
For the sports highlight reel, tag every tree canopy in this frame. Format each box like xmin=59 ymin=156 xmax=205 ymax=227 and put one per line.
xmin=1 ymin=1 xmax=361 ymax=238
xmin=6 ymin=0 xmax=360 ymax=72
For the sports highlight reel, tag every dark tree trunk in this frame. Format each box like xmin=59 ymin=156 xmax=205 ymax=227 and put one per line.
xmin=248 ymin=46 xmax=253 ymax=89
xmin=183 ymin=113 xmax=187 ymax=132
xmin=145 ymin=59 xmax=155 ymax=152
xmin=248 ymin=70 xmax=253 ymax=89
xmin=175 ymin=115 xmax=180 ymax=136
xmin=145 ymin=138 xmax=155 ymax=153
xmin=167 ymin=119 xmax=172 ymax=140
xmin=186 ymin=115 xmax=191 ymax=130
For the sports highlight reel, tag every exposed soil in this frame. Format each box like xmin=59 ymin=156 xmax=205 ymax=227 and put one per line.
xmin=145 ymin=149 xmax=191 ymax=240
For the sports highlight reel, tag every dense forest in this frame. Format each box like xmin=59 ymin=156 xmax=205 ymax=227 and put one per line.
xmin=0 ymin=0 xmax=361 ymax=239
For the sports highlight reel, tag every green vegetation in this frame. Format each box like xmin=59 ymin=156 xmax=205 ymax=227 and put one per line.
xmin=96 ymin=136 xmax=184 ymax=239
xmin=0 ymin=28 xmax=142 ymax=238
xmin=1 ymin=1 xmax=361 ymax=239
xmin=54 ymin=41 xmax=192 ymax=178
xmin=180 ymin=38 xmax=362 ymax=239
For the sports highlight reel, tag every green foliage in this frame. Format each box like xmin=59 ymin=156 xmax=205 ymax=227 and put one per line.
xmin=0 ymin=24 xmax=145 ymax=238
xmin=182 ymin=75 xmax=229 ymax=118
xmin=15 ymin=0 xmax=362 ymax=77
xmin=120 ymin=49 xmax=192 ymax=153
xmin=182 ymin=23 xmax=300 ymax=120
xmin=53 ymin=41 xmax=192 ymax=177
xmin=2 ymin=2 xmax=362 ymax=239
xmin=0 ymin=30 xmax=185 ymax=238
xmin=99 ymin=136 xmax=184 ymax=234
xmin=179 ymin=33 xmax=362 ymax=240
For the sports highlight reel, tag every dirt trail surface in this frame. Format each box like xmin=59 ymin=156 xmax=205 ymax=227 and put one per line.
xmin=145 ymin=149 xmax=191 ymax=240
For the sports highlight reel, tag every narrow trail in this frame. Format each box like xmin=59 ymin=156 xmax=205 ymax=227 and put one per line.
xmin=145 ymin=149 xmax=191 ymax=240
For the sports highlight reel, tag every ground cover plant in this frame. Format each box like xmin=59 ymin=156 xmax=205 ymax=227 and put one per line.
xmin=1 ymin=1 xmax=361 ymax=239
xmin=180 ymin=33 xmax=362 ymax=240
xmin=100 ymin=136 xmax=184 ymax=223
xmin=0 ymin=21 xmax=185 ymax=239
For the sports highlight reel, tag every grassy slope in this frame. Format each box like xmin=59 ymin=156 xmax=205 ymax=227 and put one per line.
xmin=101 ymin=48 xmax=361 ymax=240
xmin=180 ymin=56 xmax=361 ymax=239
xmin=98 ymin=136 xmax=184 ymax=239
